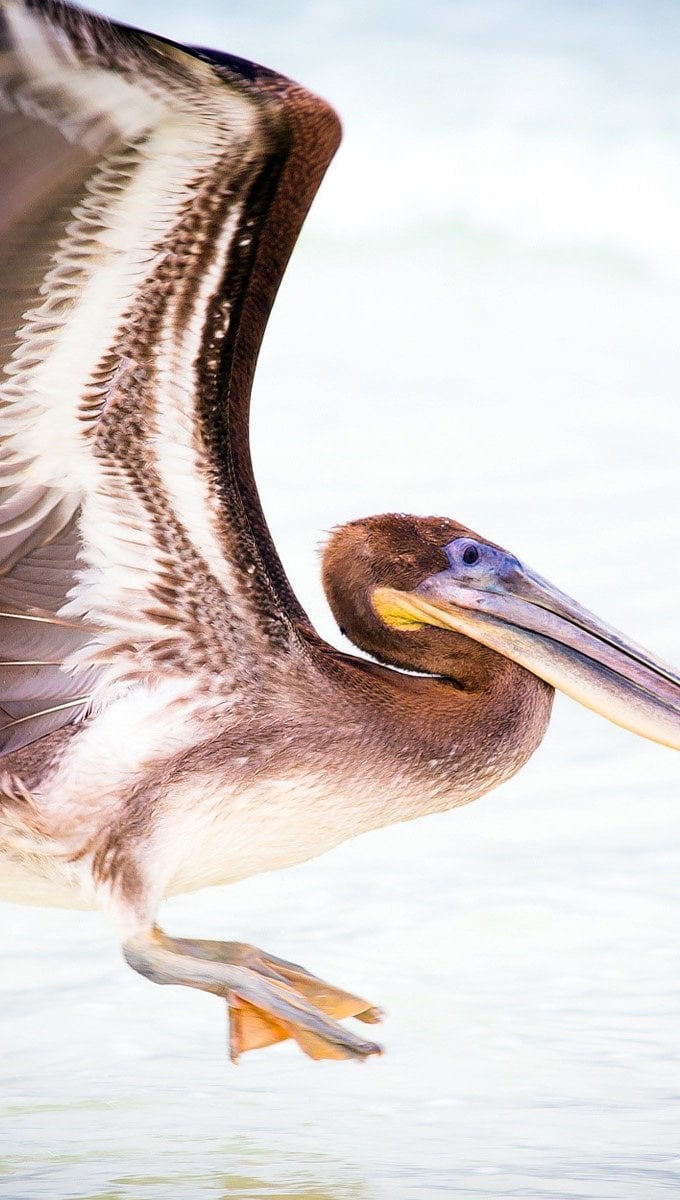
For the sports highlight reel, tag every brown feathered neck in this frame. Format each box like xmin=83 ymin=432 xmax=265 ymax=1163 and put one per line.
xmin=313 ymin=513 xmax=554 ymax=807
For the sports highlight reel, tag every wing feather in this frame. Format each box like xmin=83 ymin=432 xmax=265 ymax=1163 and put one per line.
xmin=0 ymin=0 xmax=341 ymax=757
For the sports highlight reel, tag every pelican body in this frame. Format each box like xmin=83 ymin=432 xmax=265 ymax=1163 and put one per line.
xmin=1 ymin=0 xmax=679 ymax=1061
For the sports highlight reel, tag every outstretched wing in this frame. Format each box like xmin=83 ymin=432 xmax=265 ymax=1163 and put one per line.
xmin=0 ymin=0 xmax=340 ymax=755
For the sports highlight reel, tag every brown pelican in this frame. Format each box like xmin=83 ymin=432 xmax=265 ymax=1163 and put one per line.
xmin=1 ymin=0 xmax=679 ymax=1064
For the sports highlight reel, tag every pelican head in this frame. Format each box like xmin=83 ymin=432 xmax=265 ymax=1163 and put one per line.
xmin=323 ymin=514 xmax=680 ymax=751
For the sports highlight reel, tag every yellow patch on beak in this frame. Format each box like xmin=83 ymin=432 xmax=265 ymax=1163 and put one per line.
xmin=372 ymin=587 xmax=430 ymax=630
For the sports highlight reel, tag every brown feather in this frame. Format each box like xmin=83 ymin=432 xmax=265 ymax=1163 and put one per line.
xmin=0 ymin=0 xmax=341 ymax=759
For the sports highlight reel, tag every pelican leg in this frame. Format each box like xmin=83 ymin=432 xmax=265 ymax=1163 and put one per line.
xmin=122 ymin=926 xmax=383 ymax=1062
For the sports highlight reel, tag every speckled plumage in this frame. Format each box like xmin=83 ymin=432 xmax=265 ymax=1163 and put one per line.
xmin=0 ymin=0 xmax=553 ymax=930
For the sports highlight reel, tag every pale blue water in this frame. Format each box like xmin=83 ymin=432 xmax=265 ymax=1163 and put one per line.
xmin=3 ymin=2 xmax=680 ymax=1197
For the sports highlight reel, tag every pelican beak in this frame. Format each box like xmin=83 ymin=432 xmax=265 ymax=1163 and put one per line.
xmin=374 ymin=557 xmax=680 ymax=751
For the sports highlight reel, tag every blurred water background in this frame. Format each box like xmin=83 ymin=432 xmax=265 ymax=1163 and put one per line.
xmin=3 ymin=1 xmax=680 ymax=1197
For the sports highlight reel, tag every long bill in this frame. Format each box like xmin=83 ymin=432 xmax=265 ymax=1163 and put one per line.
xmin=373 ymin=567 xmax=680 ymax=751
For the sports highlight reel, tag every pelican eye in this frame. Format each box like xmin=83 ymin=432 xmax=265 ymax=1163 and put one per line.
xmin=462 ymin=545 xmax=480 ymax=565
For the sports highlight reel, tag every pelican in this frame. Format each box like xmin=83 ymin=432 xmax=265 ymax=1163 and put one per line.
xmin=1 ymin=0 xmax=679 ymax=1065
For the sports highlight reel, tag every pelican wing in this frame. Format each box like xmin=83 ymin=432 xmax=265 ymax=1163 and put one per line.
xmin=0 ymin=0 xmax=340 ymax=755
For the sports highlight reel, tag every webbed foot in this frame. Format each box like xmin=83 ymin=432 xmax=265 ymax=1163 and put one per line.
xmin=123 ymin=927 xmax=383 ymax=1062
